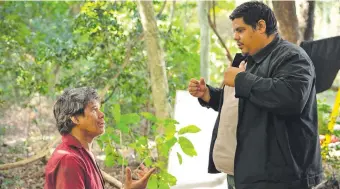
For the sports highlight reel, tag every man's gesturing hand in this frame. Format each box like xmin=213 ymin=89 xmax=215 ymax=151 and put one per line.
xmin=124 ymin=164 xmax=156 ymax=189
xmin=224 ymin=61 xmax=246 ymax=87
xmin=188 ymin=77 xmax=207 ymax=98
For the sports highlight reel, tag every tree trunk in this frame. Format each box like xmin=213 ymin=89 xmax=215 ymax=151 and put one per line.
xmin=198 ymin=1 xmax=210 ymax=83
xmin=137 ymin=1 xmax=171 ymax=120
xmin=272 ymin=1 xmax=300 ymax=44
xmin=303 ymin=1 xmax=315 ymax=41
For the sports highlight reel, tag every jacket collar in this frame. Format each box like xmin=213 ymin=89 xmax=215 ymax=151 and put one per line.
xmin=62 ymin=134 xmax=83 ymax=149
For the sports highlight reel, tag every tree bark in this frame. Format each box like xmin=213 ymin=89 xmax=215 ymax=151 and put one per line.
xmin=303 ymin=1 xmax=315 ymax=41
xmin=272 ymin=1 xmax=300 ymax=44
xmin=198 ymin=1 xmax=210 ymax=83
xmin=137 ymin=0 xmax=171 ymax=120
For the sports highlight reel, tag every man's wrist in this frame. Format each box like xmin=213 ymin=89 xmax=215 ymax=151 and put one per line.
xmin=201 ymin=88 xmax=211 ymax=103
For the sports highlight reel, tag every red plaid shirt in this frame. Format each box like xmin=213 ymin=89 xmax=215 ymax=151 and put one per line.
xmin=44 ymin=134 xmax=105 ymax=189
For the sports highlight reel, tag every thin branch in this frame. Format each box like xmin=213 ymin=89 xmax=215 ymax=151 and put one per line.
xmin=207 ymin=5 xmax=233 ymax=63
xmin=101 ymin=84 xmax=118 ymax=104
xmin=156 ymin=0 xmax=167 ymax=18
xmin=213 ymin=1 xmax=216 ymax=27
xmin=167 ymin=1 xmax=176 ymax=34
xmin=99 ymin=33 xmax=144 ymax=100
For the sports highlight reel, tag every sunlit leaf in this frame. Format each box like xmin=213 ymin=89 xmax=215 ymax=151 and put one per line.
xmin=112 ymin=104 xmax=121 ymax=123
xmin=140 ymin=112 xmax=157 ymax=122
xmin=176 ymin=152 xmax=182 ymax=165
xmin=121 ymin=113 xmax=140 ymax=125
xmin=146 ymin=175 xmax=158 ymax=189
xmin=178 ymin=125 xmax=201 ymax=135
xmin=104 ymin=154 xmax=115 ymax=167
xmin=178 ymin=136 xmax=197 ymax=157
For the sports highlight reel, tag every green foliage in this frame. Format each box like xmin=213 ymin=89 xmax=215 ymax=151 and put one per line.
xmin=0 ymin=2 xmax=76 ymax=103
xmin=0 ymin=1 xmax=227 ymax=187
xmin=97 ymin=104 xmax=200 ymax=188
xmin=317 ymin=99 xmax=332 ymax=135
xmin=0 ymin=1 xmax=203 ymax=111
xmin=317 ymin=98 xmax=340 ymax=178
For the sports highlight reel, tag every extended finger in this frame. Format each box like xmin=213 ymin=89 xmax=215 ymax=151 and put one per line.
xmin=125 ymin=167 xmax=132 ymax=182
xmin=141 ymin=167 xmax=156 ymax=181
xmin=136 ymin=170 xmax=145 ymax=178
xmin=140 ymin=164 xmax=149 ymax=172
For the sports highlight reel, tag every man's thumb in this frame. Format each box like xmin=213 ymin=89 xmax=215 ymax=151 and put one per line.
xmin=199 ymin=77 xmax=206 ymax=86
xmin=239 ymin=61 xmax=246 ymax=70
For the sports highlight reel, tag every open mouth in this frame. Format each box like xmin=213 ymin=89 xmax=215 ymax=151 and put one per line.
xmin=98 ymin=122 xmax=105 ymax=128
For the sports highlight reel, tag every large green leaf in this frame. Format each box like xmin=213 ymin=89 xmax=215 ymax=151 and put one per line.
xmin=117 ymin=156 xmax=128 ymax=166
xmin=104 ymin=145 xmax=113 ymax=155
xmin=165 ymin=137 xmax=177 ymax=151
xmin=110 ymin=133 xmax=121 ymax=144
xmin=159 ymin=171 xmax=177 ymax=186
xmin=178 ymin=125 xmax=201 ymax=135
xmin=178 ymin=136 xmax=197 ymax=157
xmin=146 ymin=175 xmax=158 ymax=189
xmin=140 ymin=112 xmax=157 ymax=122
xmin=120 ymin=113 xmax=140 ymax=125
xmin=116 ymin=122 xmax=129 ymax=133
xmin=144 ymin=157 xmax=153 ymax=167
xmin=165 ymin=172 xmax=177 ymax=186
xmin=164 ymin=118 xmax=179 ymax=126
xmin=164 ymin=124 xmax=176 ymax=139
xmin=104 ymin=154 xmax=115 ymax=167
xmin=158 ymin=182 xmax=170 ymax=189
xmin=112 ymin=104 xmax=121 ymax=123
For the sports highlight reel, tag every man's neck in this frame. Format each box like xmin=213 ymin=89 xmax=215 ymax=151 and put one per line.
xmin=262 ymin=34 xmax=276 ymax=48
xmin=250 ymin=34 xmax=276 ymax=56
xmin=70 ymin=129 xmax=94 ymax=151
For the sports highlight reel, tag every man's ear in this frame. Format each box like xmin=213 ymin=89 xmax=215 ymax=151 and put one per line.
xmin=70 ymin=116 xmax=79 ymax=125
xmin=257 ymin=20 xmax=267 ymax=34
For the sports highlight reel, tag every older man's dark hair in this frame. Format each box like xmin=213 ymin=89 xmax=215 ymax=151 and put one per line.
xmin=53 ymin=87 xmax=99 ymax=135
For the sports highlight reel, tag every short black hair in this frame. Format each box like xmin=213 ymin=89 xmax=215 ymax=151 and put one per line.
xmin=229 ymin=1 xmax=277 ymax=36
xmin=53 ymin=87 xmax=99 ymax=135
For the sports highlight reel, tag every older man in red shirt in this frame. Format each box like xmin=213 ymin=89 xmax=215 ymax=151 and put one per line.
xmin=44 ymin=87 xmax=154 ymax=189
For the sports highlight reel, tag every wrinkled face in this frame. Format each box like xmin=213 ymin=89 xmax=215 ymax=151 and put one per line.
xmin=77 ymin=100 xmax=105 ymax=137
xmin=232 ymin=17 xmax=262 ymax=56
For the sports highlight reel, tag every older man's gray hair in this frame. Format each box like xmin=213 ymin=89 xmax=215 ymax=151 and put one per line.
xmin=53 ymin=87 xmax=100 ymax=135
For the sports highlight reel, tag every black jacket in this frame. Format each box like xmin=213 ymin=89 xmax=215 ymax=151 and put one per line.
xmin=300 ymin=36 xmax=340 ymax=93
xmin=199 ymin=34 xmax=323 ymax=189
